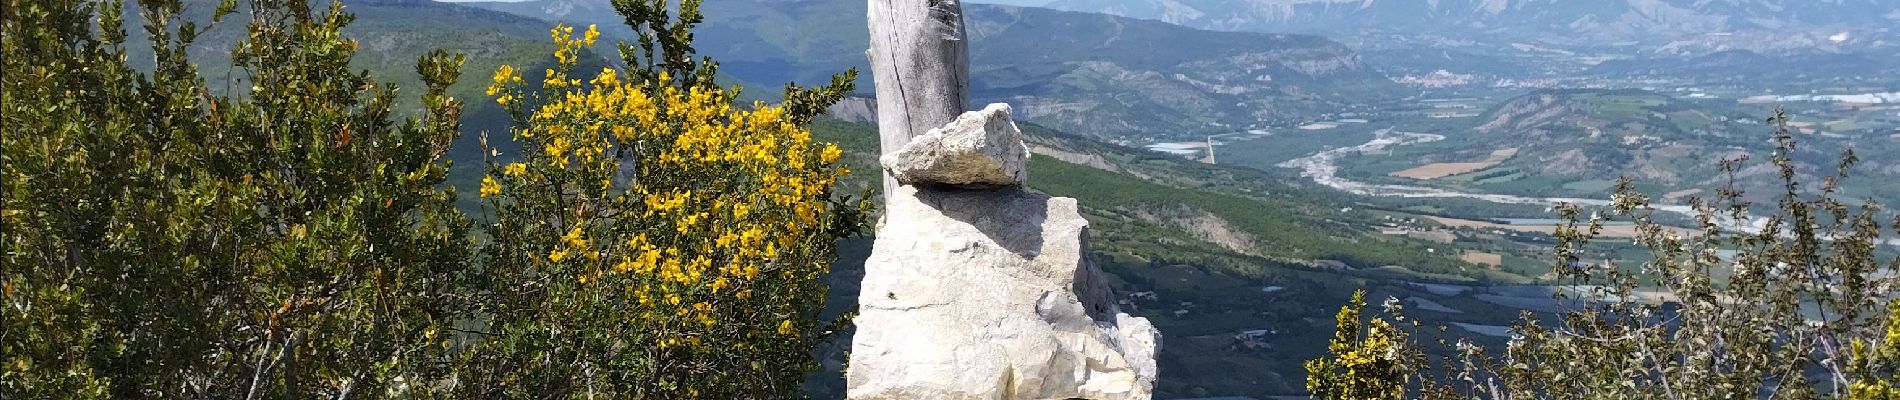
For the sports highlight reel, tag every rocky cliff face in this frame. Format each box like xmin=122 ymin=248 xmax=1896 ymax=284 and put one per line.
xmin=825 ymin=96 xmax=880 ymax=124
xmin=848 ymin=104 xmax=1159 ymax=400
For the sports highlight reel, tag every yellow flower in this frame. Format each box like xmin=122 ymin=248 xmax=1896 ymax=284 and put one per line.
xmin=491 ymin=64 xmax=515 ymax=86
xmin=819 ymin=143 xmax=843 ymax=164
xmin=479 ymin=175 xmax=501 ymax=197
xmin=635 ymin=249 xmax=661 ymax=273
xmin=545 ymin=137 xmax=573 ymax=159
xmin=486 ymin=29 xmax=872 ymax=366
xmin=561 ymin=225 xmax=589 ymax=250
xmin=594 ymin=67 xmax=618 ymax=88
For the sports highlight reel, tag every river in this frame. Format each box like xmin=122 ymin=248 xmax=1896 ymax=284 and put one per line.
xmin=1277 ymin=128 xmax=1761 ymax=232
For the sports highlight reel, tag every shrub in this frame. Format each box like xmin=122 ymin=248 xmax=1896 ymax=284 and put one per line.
xmin=1305 ymin=290 xmax=1419 ymax=400
xmin=1307 ymin=110 xmax=1899 ymax=399
xmin=2 ymin=0 xmax=471 ymax=397
xmin=448 ymin=1 xmax=870 ymax=396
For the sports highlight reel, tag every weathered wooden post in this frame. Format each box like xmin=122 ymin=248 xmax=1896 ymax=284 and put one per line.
xmin=866 ymin=0 xmax=972 ymax=198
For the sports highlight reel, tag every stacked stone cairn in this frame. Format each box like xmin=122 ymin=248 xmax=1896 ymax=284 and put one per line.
xmin=847 ymin=103 xmax=1160 ymax=400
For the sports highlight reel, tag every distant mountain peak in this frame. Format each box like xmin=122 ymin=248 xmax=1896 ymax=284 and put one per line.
xmin=1017 ymin=0 xmax=1897 ymax=53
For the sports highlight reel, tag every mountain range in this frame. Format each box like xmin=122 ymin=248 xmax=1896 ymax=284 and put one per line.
xmin=465 ymin=0 xmax=1409 ymax=139
xmin=1015 ymin=0 xmax=1900 ymax=55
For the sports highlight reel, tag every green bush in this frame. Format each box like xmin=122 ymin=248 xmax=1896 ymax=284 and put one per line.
xmin=3 ymin=0 xmax=868 ymax=398
xmin=1304 ymin=290 xmax=1418 ymax=400
xmin=442 ymin=0 xmax=871 ymax=397
xmin=3 ymin=0 xmax=471 ymax=396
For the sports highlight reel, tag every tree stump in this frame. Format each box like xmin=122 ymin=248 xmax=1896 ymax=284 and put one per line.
xmin=867 ymin=0 xmax=972 ymax=197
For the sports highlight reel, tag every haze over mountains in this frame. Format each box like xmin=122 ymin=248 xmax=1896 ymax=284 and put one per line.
xmin=1014 ymin=0 xmax=1900 ymax=54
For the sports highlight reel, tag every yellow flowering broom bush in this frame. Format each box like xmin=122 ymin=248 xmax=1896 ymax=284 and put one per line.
xmin=452 ymin=0 xmax=869 ymax=395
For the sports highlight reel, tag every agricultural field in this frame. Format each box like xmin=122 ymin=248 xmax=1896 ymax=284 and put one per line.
xmin=1460 ymin=251 xmax=1504 ymax=268
xmin=1389 ymin=147 xmax=1519 ymax=180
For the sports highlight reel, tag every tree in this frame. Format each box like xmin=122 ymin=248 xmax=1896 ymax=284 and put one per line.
xmin=450 ymin=0 xmax=870 ymax=396
xmin=2 ymin=0 xmax=471 ymax=397
xmin=1307 ymin=110 xmax=1899 ymax=399
xmin=866 ymin=0 xmax=971 ymax=196
xmin=1305 ymin=290 xmax=1420 ymax=400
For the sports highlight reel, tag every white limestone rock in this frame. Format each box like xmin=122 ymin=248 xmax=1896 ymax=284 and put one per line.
xmin=880 ymin=103 xmax=1029 ymax=187
xmin=847 ymin=185 xmax=1160 ymax=400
